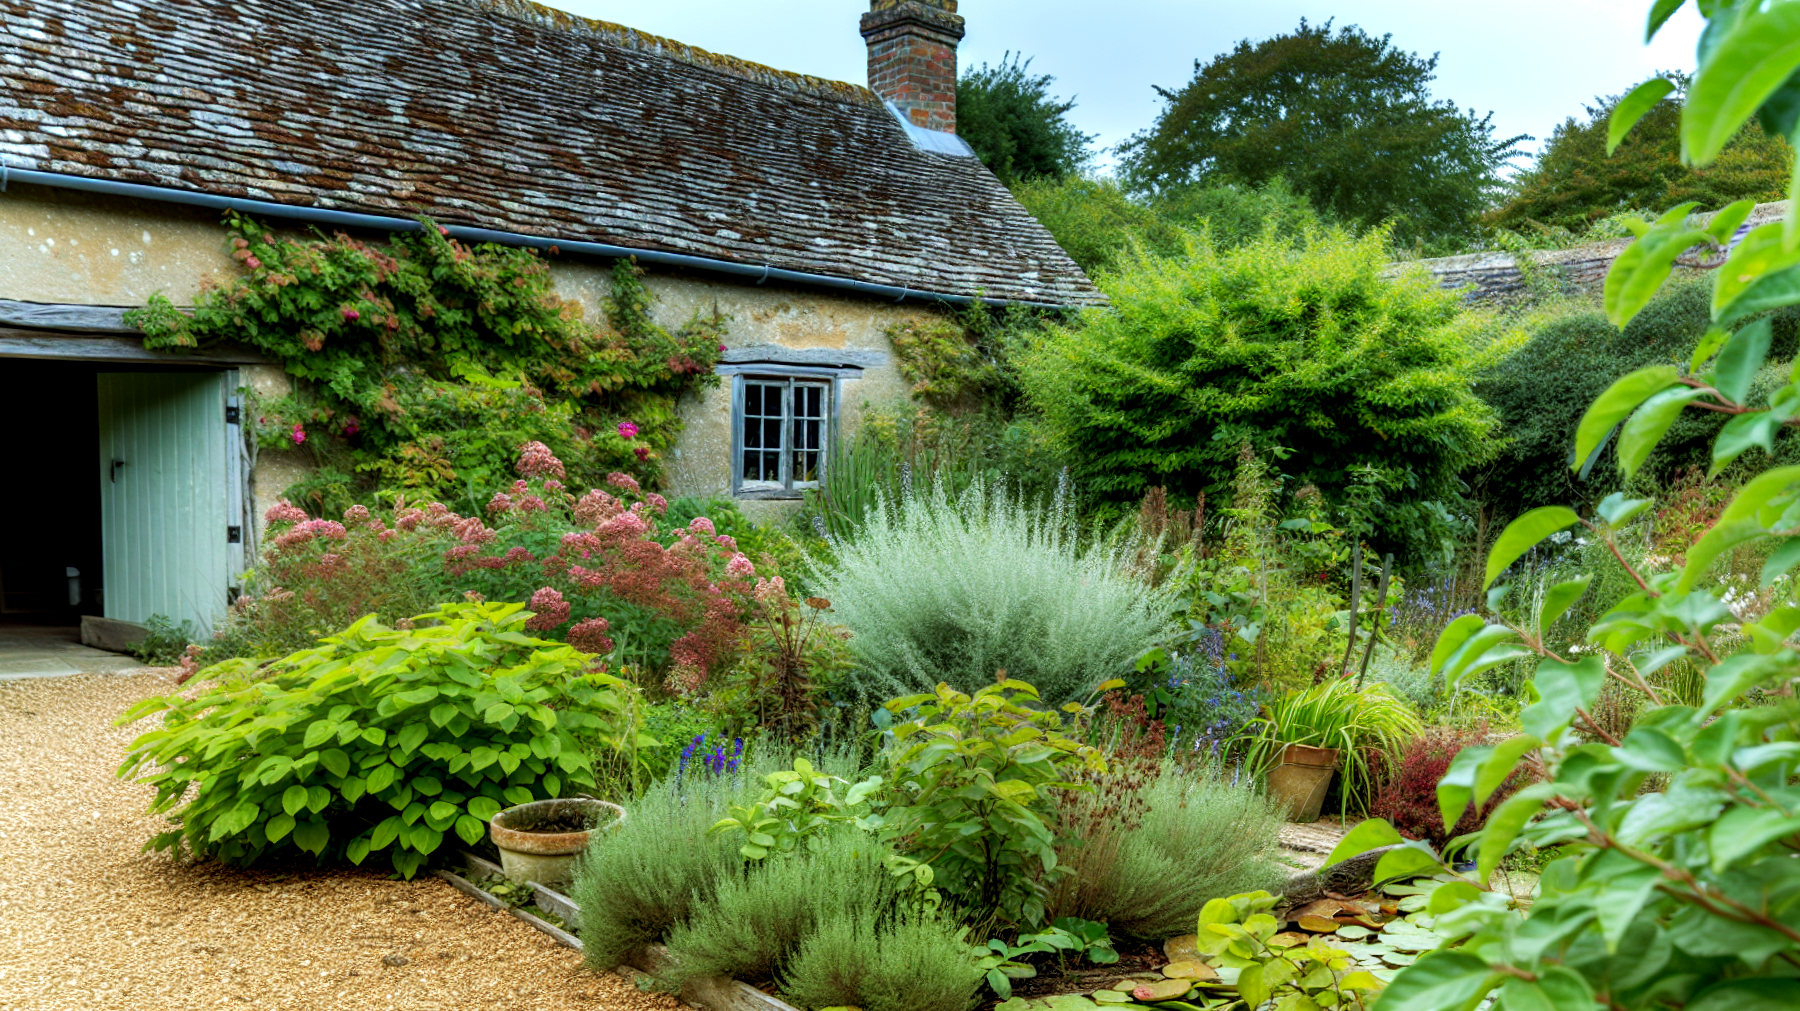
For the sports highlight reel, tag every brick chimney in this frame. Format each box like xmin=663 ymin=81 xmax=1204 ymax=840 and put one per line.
xmin=861 ymin=0 xmax=965 ymax=133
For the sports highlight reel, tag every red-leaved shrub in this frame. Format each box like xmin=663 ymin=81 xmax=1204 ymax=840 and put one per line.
xmin=1371 ymin=727 xmax=1523 ymax=849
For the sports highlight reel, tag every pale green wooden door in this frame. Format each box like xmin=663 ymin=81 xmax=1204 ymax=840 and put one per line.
xmin=98 ymin=372 xmax=232 ymax=634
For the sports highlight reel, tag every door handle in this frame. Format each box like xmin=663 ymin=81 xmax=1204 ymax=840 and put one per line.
xmin=111 ymin=458 xmax=127 ymax=483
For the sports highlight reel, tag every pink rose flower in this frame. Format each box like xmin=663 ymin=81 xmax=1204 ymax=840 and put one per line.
xmin=291 ymin=424 xmax=306 ymax=445
xmin=617 ymin=421 xmax=639 ymax=440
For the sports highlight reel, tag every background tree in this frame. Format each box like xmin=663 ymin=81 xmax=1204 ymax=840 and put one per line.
xmin=956 ymin=53 xmax=1094 ymax=187
xmin=1487 ymin=76 xmax=1791 ymax=235
xmin=1120 ymin=19 xmax=1524 ymax=251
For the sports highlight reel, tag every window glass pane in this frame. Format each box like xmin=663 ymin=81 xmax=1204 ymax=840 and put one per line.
xmin=745 ymin=383 xmax=762 ymax=416
xmin=763 ymin=418 xmax=783 ymax=452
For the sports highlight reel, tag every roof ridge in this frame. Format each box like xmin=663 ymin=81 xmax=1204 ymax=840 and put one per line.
xmin=467 ymin=0 xmax=878 ymax=105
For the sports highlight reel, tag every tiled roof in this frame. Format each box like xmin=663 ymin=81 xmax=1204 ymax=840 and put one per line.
xmin=0 ymin=0 xmax=1102 ymax=306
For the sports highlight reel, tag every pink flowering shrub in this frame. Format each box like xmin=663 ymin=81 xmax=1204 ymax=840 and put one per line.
xmin=217 ymin=445 xmax=755 ymax=690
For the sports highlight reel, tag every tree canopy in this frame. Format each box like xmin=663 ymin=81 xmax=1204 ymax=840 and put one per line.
xmin=1120 ymin=19 xmax=1524 ymax=250
xmin=956 ymin=53 xmax=1094 ymax=187
xmin=1487 ymin=77 xmax=1791 ymax=235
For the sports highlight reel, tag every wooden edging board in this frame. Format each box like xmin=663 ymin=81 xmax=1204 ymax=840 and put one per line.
xmin=440 ymin=852 xmax=799 ymax=1011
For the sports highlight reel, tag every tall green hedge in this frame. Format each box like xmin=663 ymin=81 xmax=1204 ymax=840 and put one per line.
xmin=1020 ymin=228 xmax=1502 ymax=562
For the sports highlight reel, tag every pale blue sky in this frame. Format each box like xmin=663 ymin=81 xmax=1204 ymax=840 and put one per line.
xmin=538 ymin=1 xmax=1704 ymax=171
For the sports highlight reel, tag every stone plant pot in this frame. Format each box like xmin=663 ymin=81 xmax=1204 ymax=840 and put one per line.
xmin=488 ymin=798 xmax=626 ymax=888
xmin=1265 ymin=744 xmax=1339 ymax=823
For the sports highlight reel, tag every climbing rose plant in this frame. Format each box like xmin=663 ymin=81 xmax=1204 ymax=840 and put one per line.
xmin=126 ymin=212 xmax=725 ymax=495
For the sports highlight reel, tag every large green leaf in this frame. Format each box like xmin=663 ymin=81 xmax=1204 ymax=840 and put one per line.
xmin=1429 ymin=614 xmax=1489 ymax=677
xmin=1680 ymin=466 xmax=1800 ymax=591
xmin=1618 ymin=387 xmax=1709 ymax=476
xmin=1478 ymin=784 xmax=1553 ymax=884
xmin=1521 ymin=656 xmax=1605 ymax=741
xmin=1683 ymin=3 xmax=1800 ymax=165
xmin=1647 ymin=0 xmax=1686 ymax=42
xmin=1714 ymin=225 xmax=1800 ymax=322
xmin=1603 ymin=206 xmax=1708 ymax=328
xmin=1573 ymin=366 xmax=1679 ymax=471
xmin=1485 ymin=507 xmax=1581 ymax=590
xmin=1712 ymin=318 xmax=1775 ymax=405
xmin=1610 ymin=77 xmax=1677 ymax=153
xmin=1322 ymin=819 xmax=1405 ymax=868
xmin=1538 ymin=576 xmax=1591 ymax=632
xmin=1496 ymin=966 xmax=1598 ymax=1011
xmin=1718 ymin=261 xmax=1800 ymax=328
xmin=1711 ymin=406 xmax=1795 ymax=475
xmin=1373 ymin=950 xmax=1498 ymax=1011
xmin=1686 ymin=979 xmax=1800 ymax=1011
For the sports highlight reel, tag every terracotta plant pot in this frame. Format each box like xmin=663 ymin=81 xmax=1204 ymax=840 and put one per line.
xmin=488 ymin=797 xmax=626 ymax=888
xmin=1265 ymin=744 xmax=1339 ymax=823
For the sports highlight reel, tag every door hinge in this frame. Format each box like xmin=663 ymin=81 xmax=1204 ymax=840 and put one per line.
xmin=225 ymin=404 xmax=241 ymax=425
xmin=227 ymin=526 xmax=242 ymax=544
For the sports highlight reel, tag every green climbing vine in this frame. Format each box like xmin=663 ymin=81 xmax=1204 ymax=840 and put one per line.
xmin=127 ymin=213 xmax=726 ymax=512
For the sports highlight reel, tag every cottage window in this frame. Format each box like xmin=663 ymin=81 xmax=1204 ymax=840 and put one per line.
xmin=732 ymin=375 xmax=832 ymax=497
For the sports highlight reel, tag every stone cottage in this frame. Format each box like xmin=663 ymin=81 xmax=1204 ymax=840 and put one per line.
xmin=0 ymin=0 xmax=1099 ymax=636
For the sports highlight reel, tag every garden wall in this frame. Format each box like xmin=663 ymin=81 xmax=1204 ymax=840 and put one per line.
xmin=1402 ymin=199 xmax=1789 ymax=302
xmin=0 ymin=182 xmax=920 ymax=522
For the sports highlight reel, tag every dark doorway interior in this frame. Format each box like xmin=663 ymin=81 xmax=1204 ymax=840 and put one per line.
xmin=0 ymin=359 xmax=102 ymax=623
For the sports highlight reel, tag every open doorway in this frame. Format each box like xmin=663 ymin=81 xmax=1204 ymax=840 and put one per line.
xmin=0 ymin=359 xmax=102 ymax=625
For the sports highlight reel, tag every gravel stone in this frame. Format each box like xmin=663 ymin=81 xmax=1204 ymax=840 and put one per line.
xmin=0 ymin=671 xmax=682 ymax=1011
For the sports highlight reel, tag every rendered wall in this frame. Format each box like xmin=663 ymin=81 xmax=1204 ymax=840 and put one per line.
xmin=0 ymin=183 xmax=923 ymax=523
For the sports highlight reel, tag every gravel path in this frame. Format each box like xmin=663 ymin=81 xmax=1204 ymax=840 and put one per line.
xmin=0 ymin=671 xmax=681 ymax=1011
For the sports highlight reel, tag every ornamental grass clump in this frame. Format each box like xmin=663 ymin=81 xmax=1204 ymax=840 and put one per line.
xmin=116 ymin=602 xmax=653 ymax=879
xmin=1045 ymin=760 xmax=1287 ymax=939
xmin=1241 ymin=677 xmax=1424 ymax=816
xmin=816 ymin=479 xmax=1176 ymax=705
xmin=779 ymin=907 xmax=982 ymax=1011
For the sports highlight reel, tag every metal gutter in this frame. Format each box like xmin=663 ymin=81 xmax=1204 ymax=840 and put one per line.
xmin=1 ymin=165 xmax=1077 ymax=311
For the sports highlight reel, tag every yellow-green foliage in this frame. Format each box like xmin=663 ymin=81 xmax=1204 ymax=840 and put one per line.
xmin=1022 ymin=227 xmax=1504 ymax=560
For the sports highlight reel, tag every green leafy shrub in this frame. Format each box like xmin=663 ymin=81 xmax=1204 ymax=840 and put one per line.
xmin=780 ymin=907 xmax=983 ymax=1011
xmin=117 ymin=602 xmax=652 ymax=878
xmin=126 ymin=212 xmax=723 ymax=498
xmin=133 ymin=613 xmax=198 ymax=666
xmin=1045 ymin=761 xmax=1286 ymax=939
xmin=816 ymin=481 xmax=1175 ymax=705
xmin=1021 ymin=227 xmax=1505 ymax=561
xmin=1240 ymin=678 xmax=1423 ymax=817
xmin=1472 ymin=274 xmax=1800 ymax=515
xmin=874 ymin=679 xmax=1108 ymax=930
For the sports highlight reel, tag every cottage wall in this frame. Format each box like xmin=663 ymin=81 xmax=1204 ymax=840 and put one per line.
xmin=0 ymin=184 xmax=921 ymax=524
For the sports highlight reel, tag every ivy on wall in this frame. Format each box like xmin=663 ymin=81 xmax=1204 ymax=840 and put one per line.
xmin=127 ymin=213 xmax=726 ymax=512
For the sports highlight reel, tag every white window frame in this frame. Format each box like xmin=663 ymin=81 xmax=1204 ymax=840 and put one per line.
xmin=724 ymin=366 xmax=846 ymax=499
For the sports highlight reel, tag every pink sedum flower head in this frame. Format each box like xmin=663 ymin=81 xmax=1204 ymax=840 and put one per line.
xmin=516 ymin=441 xmax=566 ymax=479
xmin=525 ymin=586 xmax=571 ymax=632
xmin=688 ymin=517 xmax=716 ymax=537
xmin=265 ymin=500 xmax=308 ymax=525
xmin=343 ymin=504 xmax=370 ymax=524
xmin=568 ymin=617 xmax=614 ymax=655
xmin=617 ymin=421 xmax=639 ymax=440
xmin=606 ymin=472 xmax=641 ymax=495
xmin=725 ymin=553 xmax=756 ymax=579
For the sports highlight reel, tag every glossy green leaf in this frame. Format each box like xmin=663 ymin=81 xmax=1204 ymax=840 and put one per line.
xmin=1610 ymin=77 xmax=1676 ymax=153
xmin=1603 ymin=206 xmax=1708 ymax=328
xmin=318 ymin=748 xmax=350 ymax=779
xmin=1521 ymin=656 xmax=1605 ymax=742
xmin=1647 ymin=0 xmax=1686 ymax=42
xmin=1373 ymin=951 xmax=1498 ymax=1011
xmin=1708 ymin=804 xmax=1800 ymax=873
xmin=1374 ymin=844 xmax=1445 ymax=885
xmin=345 ymin=834 xmax=371 ymax=865
xmin=1686 ymin=978 xmax=1800 ymax=1011
xmin=1715 ymin=225 xmax=1800 ymax=323
xmin=1438 ymin=745 xmax=1488 ymax=834
xmin=1619 ymin=387 xmax=1709 ymax=476
xmin=281 ymin=785 xmax=309 ymax=817
xmin=1324 ymin=820 xmax=1404 ymax=867
xmin=1711 ymin=408 xmax=1792 ymax=475
xmin=1475 ymin=735 xmax=1540 ymax=808
xmin=1718 ymin=261 xmax=1800 ymax=328
xmin=1485 ymin=507 xmax=1581 ymax=590
xmin=1429 ymin=614 xmax=1489 ymax=678
xmin=1684 ymin=3 xmax=1800 ymax=165
xmin=1681 ymin=466 xmax=1800 ymax=591
xmin=1690 ymin=326 xmax=1731 ymax=374
xmin=1713 ymin=318 xmax=1775 ymax=405
xmin=291 ymin=819 xmax=329 ymax=855
xmin=264 ymin=813 xmax=295 ymax=843
xmin=1573 ymin=366 xmax=1680 ymax=469
xmin=1618 ymin=727 xmax=1686 ymax=773
xmin=1761 ymin=536 xmax=1800 ymax=587
xmin=1496 ymin=966 xmax=1599 ymax=1011
xmin=1538 ymin=576 xmax=1591 ymax=632
xmin=1479 ymin=785 xmax=1553 ymax=884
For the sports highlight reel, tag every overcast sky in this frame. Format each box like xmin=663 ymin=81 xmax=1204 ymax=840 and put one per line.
xmin=539 ymin=1 xmax=1704 ymax=171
